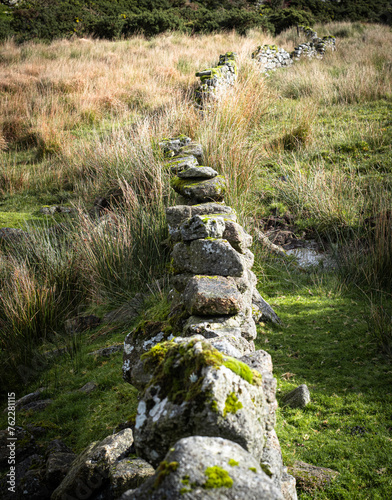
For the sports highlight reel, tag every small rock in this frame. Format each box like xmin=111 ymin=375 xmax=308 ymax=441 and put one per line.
xmin=177 ymin=142 xmax=203 ymax=163
xmin=19 ymin=399 xmax=53 ymax=413
xmin=288 ymin=461 xmax=338 ymax=494
xmin=3 ymin=387 xmax=46 ymax=413
xmin=165 ymin=155 xmax=199 ymax=175
xmin=78 ymin=382 xmax=98 ymax=394
xmin=282 ymin=385 xmax=310 ymax=409
xmin=111 ymin=458 xmax=155 ymax=497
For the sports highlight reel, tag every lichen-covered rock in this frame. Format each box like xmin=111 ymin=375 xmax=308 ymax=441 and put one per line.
xmin=121 ymin=436 xmax=283 ymax=500
xmin=51 ymin=429 xmax=134 ymax=500
xmin=183 ymin=275 xmax=242 ymax=316
xmin=179 ymin=142 xmax=203 ymax=163
xmin=178 ymin=165 xmax=218 ymax=179
xmin=260 ymin=429 xmax=284 ymax=490
xmin=110 ymin=458 xmax=155 ymax=497
xmin=166 ymin=203 xmax=236 ymax=241
xmin=159 ymin=136 xmax=192 ymax=156
xmin=282 ymin=385 xmax=311 ymax=409
xmin=180 ymin=215 xmax=225 ymax=241
xmin=165 ymin=155 xmax=199 ymax=175
xmin=184 ymin=310 xmax=257 ymax=341
xmin=223 ymin=221 xmax=253 ymax=253
xmin=133 ymin=338 xmax=267 ymax=467
xmin=122 ymin=322 xmax=174 ymax=386
xmin=172 ymin=239 xmax=251 ymax=277
xmin=288 ymin=461 xmax=338 ymax=494
xmin=171 ymin=175 xmax=226 ymax=203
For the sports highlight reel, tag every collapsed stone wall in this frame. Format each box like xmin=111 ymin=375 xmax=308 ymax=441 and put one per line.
xmin=253 ymin=25 xmax=336 ymax=73
xmin=292 ymin=25 xmax=336 ymax=61
xmin=121 ymin=136 xmax=296 ymax=499
xmin=195 ymin=52 xmax=237 ymax=109
xmin=252 ymin=44 xmax=293 ymax=74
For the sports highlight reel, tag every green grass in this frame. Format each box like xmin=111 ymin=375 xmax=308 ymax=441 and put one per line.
xmin=254 ymin=253 xmax=392 ymax=498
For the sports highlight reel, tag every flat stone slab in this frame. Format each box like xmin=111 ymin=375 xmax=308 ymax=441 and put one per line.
xmin=183 ymin=275 xmax=242 ymax=316
xmin=178 ymin=165 xmax=218 ymax=179
xmin=122 ymin=436 xmax=283 ymax=500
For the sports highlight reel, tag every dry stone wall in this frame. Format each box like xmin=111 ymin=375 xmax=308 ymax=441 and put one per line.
xmin=292 ymin=25 xmax=336 ymax=61
xmin=121 ymin=136 xmax=297 ymax=499
xmin=253 ymin=25 xmax=336 ymax=73
xmin=195 ymin=52 xmax=237 ymax=109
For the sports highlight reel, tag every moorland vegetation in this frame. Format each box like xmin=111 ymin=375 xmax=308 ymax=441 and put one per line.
xmin=0 ymin=18 xmax=391 ymax=499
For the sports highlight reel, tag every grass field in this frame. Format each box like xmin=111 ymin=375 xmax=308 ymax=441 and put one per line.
xmin=0 ymin=22 xmax=392 ymax=498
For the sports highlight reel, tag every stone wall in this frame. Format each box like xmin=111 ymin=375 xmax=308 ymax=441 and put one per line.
xmin=121 ymin=136 xmax=297 ymax=499
xmin=195 ymin=52 xmax=237 ymax=109
xmin=292 ymin=25 xmax=336 ymax=61
xmin=252 ymin=44 xmax=293 ymax=73
xmin=253 ymin=25 xmax=336 ymax=73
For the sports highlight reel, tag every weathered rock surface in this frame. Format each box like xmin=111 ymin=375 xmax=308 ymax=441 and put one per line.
xmin=288 ymin=461 xmax=338 ymax=494
xmin=171 ymin=175 xmax=226 ymax=203
xmin=121 ymin=436 xmax=283 ymax=500
xmin=282 ymin=384 xmax=311 ymax=409
xmin=252 ymin=288 xmax=281 ymax=324
xmin=172 ymin=239 xmax=251 ymax=277
xmin=184 ymin=310 xmax=257 ymax=340
xmin=133 ymin=339 xmax=267 ymax=467
xmin=51 ymin=429 xmax=134 ymax=500
xmin=122 ymin=322 xmax=174 ymax=386
xmin=45 ymin=452 xmax=76 ymax=488
xmin=165 ymin=155 xmax=199 ymax=174
xmin=110 ymin=458 xmax=155 ymax=498
xmin=183 ymin=275 xmax=242 ymax=316
xmin=180 ymin=215 xmax=225 ymax=241
xmin=3 ymin=387 xmax=46 ymax=413
xmin=178 ymin=165 xmax=218 ymax=179
xmin=223 ymin=220 xmax=253 ymax=253
xmin=166 ymin=203 xmax=236 ymax=241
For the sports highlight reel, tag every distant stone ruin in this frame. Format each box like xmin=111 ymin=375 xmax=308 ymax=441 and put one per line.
xmin=252 ymin=25 xmax=336 ymax=73
xmin=252 ymin=44 xmax=293 ymax=73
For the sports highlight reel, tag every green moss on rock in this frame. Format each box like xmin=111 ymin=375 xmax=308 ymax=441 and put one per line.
xmin=223 ymin=392 xmax=243 ymax=417
xmin=203 ymin=466 xmax=233 ymax=489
